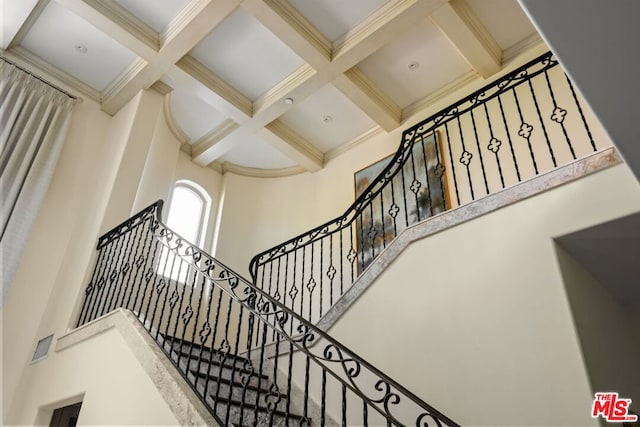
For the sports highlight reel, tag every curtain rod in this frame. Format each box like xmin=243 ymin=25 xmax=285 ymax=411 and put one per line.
xmin=1 ymin=55 xmax=79 ymax=100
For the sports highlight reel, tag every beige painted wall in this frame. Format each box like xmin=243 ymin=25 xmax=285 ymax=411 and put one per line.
xmin=2 ymin=88 xmax=188 ymax=423
xmin=322 ymin=163 xmax=640 ymax=426
xmin=12 ymin=327 xmax=179 ymax=426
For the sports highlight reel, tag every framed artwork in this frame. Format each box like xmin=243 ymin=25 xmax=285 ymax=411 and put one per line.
xmin=354 ymin=131 xmax=449 ymax=272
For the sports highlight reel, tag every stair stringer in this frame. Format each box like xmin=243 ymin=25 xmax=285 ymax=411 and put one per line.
xmin=57 ymin=308 xmax=219 ymax=426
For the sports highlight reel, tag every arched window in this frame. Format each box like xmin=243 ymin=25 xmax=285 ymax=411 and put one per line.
xmin=158 ymin=180 xmax=211 ymax=282
xmin=165 ymin=180 xmax=211 ymax=247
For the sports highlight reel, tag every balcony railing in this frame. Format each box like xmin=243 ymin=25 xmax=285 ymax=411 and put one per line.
xmin=76 ymin=201 xmax=457 ymax=426
xmin=249 ymin=51 xmax=601 ymax=325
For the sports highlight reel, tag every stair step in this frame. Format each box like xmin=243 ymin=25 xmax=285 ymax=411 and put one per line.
xmin=190 ymin=369 xmax=287 ymax=398
xmin=189 ymin=367 xmax=270 ymax=389
xmin=209 ymin=394 xmax=304 ymax=420
xmin=176 ymin=349 xmax=249 ymax=371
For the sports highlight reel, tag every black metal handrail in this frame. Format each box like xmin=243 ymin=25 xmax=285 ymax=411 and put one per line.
xmin=249 ymin=51 xmax=598 ymax=324
xmin=77 ymin=201 xmax=458 ymax=427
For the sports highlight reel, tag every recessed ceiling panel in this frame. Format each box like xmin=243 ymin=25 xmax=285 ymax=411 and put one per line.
xmin=1 ymin=0 xmax=39 ymax=49
xmin=279 ymin=83 xmax=377 ymax=153
xmin=358 ymin=19 xmax=471 ymax=108
xmin=289 ymin=0 xmax=388 ymax=41
xmin=190 ymin=8 xmax=305 ymax=100
xmin=21 ymin=1 xmax=137 ymax=91
xmin=219 ymin=134 xmax=297 ymax=169
xmin=466 ymin=0 xmax=537 ymax=50
xmin=171 ymin=89 xmax=228 ymax=142
xmin=114 ymin=0 xmax=191 ymax=33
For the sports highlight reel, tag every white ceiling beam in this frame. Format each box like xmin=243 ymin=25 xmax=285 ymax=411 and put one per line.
xmin=262 ymin=120 xmax=323 ymax=172
xmin=240 ymin=0 xmax=331 ymax=69
xmin=191 ymin=119 xmax=241 ymax=164
xmin=174 ymin=55 xmax=253 ymax=121
xmin=333 ymin=67 xmax=401 ymax=132
xmin=430 ymin=0 xmax=501 ymax=78
xmin=63 ymin=0 xmax=242 ymax=115
xmin=193 ymin=0 xmax=446 ymax=170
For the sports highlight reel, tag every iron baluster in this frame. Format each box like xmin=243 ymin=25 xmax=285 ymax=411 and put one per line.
xmin=408 ymin=145 xmax=422 ymax=221
xmin=342 ymin=383 xmax=347 ymax=427
xmin=78 ymin=244 xmax=106 ymax=326
xmin=512 ymin=86 xmax=539 ymax=174
xmin=483 ymin=102 xmax=506 ymax=188
xmin=444 ymin=121 xmax=461 ymax=206
xmin=419 ymin=134 xmax=434 ymax=217
xmin=203 ymin=285 xmax=224 ymax=399
xmin=565 ymin=73 xmax=596 ymax=151
xmin=544 ymin=69 xmax=576 ymax=159
xmin=496 ymin=94 xmax=521 ymax=182
xmin=321 ymin=369 xmax=327 ymax=427
xmin=319 ymin=238 xmax=324 ymax=318
xmin=456 ymin=115 xmax=475 ymax=201
xmin=470 ymin=107 xmax=491 ymax=195
xmin=528 ymin=78 xmax=557 ymax=167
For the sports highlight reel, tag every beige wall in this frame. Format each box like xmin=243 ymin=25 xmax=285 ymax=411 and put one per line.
xmin=2 ymin=88 xmax=188 ymax=423
xmin=13 ymin=328 xmax=179 ymax=426
xmin=323 ymin=163 xmax=640 ymax=426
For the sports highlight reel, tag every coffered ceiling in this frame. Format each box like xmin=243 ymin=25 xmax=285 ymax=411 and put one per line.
xmin=1 ymin=0 xmax=540 ymax=175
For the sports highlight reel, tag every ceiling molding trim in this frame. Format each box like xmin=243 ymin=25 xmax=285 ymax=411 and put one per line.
xmin=325 ymin=126 xmax=384 ymax=162
xmin=430 ymin=0 xmax=501 ymax=78
xmin=253 ymin=64 xmax=316 ymax=114
xmin=333 ymin=67 xmax=401 ymax=131
xmin=264 ymin=120 xmax=323 ymax=172
xmin=6 ymin=46 xmax=100 ymax=102
xmin=502 ymin=33 xmax=543 ymax=65
xmin=402 ymin=70 xmax=480 ymax=121
xmin=208 ymin=160 xmax=224 ymax=174
xmin=449 ymin=0 xmax=501 ymax=65
xmin=84 ymin=0 xmax=159 ymax=51
xmin=192 ymin=118 xmax=240 ymax=158
xmin=56 ymin=0 xmax=158 ymax=58
xmin=221 ymin=162 xmax=306 ymax=178
xmin=332 ymin=0 xmax=445 ymax=61
xmin=161 ymin=0 xmax=241 ymax=47
xmin=163 ymin=93 xmax=190 ymax=144
xmin=242 ymin=0 xmax=331 ymax=68
xmin=101 ymin=57 xmax=148 ymax=104
xmin=151 ymin=80 xmax=173 ymax=96
xmin=180 ymin=142 xmax=193 ymax=155
xmin=178 ymin=55 xmax=253 ymax=118
xmin=7 ymin=0 xmax=50 ymax=49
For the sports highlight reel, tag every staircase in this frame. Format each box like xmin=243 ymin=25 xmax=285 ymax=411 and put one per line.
xmin=77 ymin=201 xmax=456 ymax=426
xmin=156 ymin=334 xmax=308 ymax=426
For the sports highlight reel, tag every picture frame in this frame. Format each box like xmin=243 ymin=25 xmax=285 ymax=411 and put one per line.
xmin=353 ymin=130 xmax=449 ymax=272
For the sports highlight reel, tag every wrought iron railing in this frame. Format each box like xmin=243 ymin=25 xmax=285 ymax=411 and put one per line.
xmin=249 ymin=52 xmax=600 ymax=324
xmin=76 ymin=201 xmax=458 ymax=427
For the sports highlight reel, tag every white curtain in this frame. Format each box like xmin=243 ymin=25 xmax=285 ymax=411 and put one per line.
xmin=0 ymin=59 xmax=76 ymax=304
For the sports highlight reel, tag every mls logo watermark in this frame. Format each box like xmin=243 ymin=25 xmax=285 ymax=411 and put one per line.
xmin=591 ymin=392 xmax=638 ymax=423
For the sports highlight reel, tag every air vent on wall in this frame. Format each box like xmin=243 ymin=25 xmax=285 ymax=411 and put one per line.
xmin=32 ymin=334 xmax=54 ymax=362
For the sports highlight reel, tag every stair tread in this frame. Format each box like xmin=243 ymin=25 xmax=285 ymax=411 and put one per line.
xmin=210 ymin=394 xmax=307 ymax=420
xmin=191 ymin=370 xmax=288 ymax=397
xmin=190 ymin=367 xmax=270 ymax=381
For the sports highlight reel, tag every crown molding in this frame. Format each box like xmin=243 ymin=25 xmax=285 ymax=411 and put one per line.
xmin=401 ymin=70 xmax=480 ymax=122
xmin=220 ymin=162 xmax=306 ymax=178
xmin=253 ymin=64 xmax=316 ymax=114
xmin=334 ymin=67 xmax=400 ymax=131
xmin=7 ymin=0 xmax=50 ymax=49
xmin=163 ymin=93 xmax=190 ymax=145
xmin=84 ymin=0 xmax=159 ymax=51
xmin=4 ymin=46 xmax=99 ymax=102
xmin=192 ymin=119 xmax=240 ymax=159
xmin=243 ymin=0 xmax=331 ymax=68
xmin=449 ymin=0 xmax=502 ymax=66
xmin=177 ymin=55 xmax=253 ymax=118
xmin=264 ymin=120 xmax=324 ymax=172
xmin=101 ymin=57 xmax=148 ymax=104
xmin=502 ymin=33 xmax=544 ymax=65
xmin=151 ymin=80 xmax=173 ymax=96
xmin=332 ymin=0 xmax=443 ymax=60
xmin=325 ymin=126 xmax=384 ymax=162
